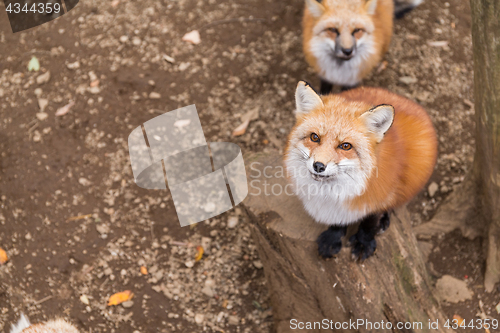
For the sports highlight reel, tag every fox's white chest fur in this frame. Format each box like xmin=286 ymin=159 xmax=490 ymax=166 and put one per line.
xmin=285 ymin=143 xmax=370 ymax=226
xmin=299 ymin=188 xmax=367 ymax=226
xmin=309 ymin=35 xmax=377 ymax=87
xmin=287 ymin=164 xmax=368 ymax=225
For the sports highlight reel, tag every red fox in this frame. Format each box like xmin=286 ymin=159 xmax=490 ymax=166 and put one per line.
xmin=285 ymin=81 xmax=437 ymax=260
xmin=302 ymin=0 xmax=422 ymax=93
xmin=10 ymin=314 xmax=79 ymax=333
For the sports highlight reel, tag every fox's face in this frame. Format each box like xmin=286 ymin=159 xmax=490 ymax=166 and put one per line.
xmin=285 ymin=82 xmax=394 ymax=201
xmin=304 ymin=0 xmax=379 ymax=85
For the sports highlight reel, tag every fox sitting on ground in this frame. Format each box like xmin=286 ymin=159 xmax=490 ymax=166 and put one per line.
xmin=302 ymin=0 xmax=422 ymax=94
xmin=285 ymin=81 xmax=437 ymax=260
xmin=10 ymin=314 xmax=79 ymax=333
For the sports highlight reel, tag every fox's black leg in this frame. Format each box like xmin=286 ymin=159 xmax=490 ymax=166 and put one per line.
xmin=378 ymin=211 xmax=391 ymax=234
xmin=317 ymin=225 xmax=347 ymax=258
xmin=340 ymin=84 xmax=359 ymax=92
xmin=349 ymin=213 xmax=387 ymax=261
xmin=320 ymin=79 xmax=333 ymax=95
xmin=395 ymin=6 xmax=416 ymax=19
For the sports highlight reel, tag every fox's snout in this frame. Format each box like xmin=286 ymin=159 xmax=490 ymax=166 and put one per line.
xmin=313 ymin=161 xmax=326 ymax=173
xmin=335 ymin=33 xmax=356 ymax=59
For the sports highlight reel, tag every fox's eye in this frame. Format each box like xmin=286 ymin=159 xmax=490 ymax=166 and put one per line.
xmin=328 ymin=28 xmax=339 ymax=35
xmin=310 ymin=133 xmax=320 ymax=143
xmin=339 ymin=142 xmax=352 ymax=150
xmin=352 ymin=28 xmax=364 ymax=38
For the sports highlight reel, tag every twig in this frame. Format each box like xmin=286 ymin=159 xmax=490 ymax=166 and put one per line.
xmin=34 ymin=295 xmax=53 ymax=305
xmin=198 ymin=17 xmax=267 ymax=30
xmin=66 ymin=214 xmax=92 ymax=222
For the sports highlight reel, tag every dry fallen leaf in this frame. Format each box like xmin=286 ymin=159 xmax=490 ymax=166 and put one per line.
xmin=107 ymin=290 xmax=133 ymax=306
xmin=55 ymin=100 xmax=75 ymax=117
xmin=232 ymin=107 xmax=260 ymax=137
xmin=0 ymin=248 xmax=8 ymax=264
xmin=182 ymin=30 xmax=201 ymax=45
xmin=195 ymin=246 xmax=204 ymax=262
xmin=28 ymin=56 xmax=40 ymax=72
xmin=140 ymin=266 xmax=148 ymax=275
xmin=377 ymin=61 xmax=388 ymax=73
xmin=453 ymin=314 xmax=464 ymax=326
xmin=232 ymin=119 xmax=250 ymax=137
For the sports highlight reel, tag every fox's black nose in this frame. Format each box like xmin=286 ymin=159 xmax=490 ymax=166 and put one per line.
xmin=342 ymin=47 xmax=353 ymax=56
xmin=313 ymin=162 xmax=326 ymax=173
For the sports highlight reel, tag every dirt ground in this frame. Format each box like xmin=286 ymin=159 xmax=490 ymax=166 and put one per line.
xmin=0 ymin=0 xmax=498 ymax=332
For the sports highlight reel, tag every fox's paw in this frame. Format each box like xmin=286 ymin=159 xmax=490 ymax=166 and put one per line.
xmin=349 ymin=232 xmax=377 ymax=261
xmin=378 ymin=212 xmax=390 ymax=234
xmin=316 ymin=229 xmax=343 ymax=258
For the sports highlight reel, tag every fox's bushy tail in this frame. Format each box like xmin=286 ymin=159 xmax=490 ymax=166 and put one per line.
xmin=10 ymin=313 xmax=31 ymax=333
xmin=394 ymin=0 xmax=423 ymax=18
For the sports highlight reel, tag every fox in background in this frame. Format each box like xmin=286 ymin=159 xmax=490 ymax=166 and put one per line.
xmin=303 ymin=0 xmax=423 ymax=94
xmin=10 ymin=314 xmax=79 ymax=333
xmin=285 ymin=81 xmax=437 ymax=260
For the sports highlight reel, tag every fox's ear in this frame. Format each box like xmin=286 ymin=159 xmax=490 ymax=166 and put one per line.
xmin=365 ymin=0 xmax=378 ymax=15
xmin=305 ymin=0 xmax=325 ymax=18
xmin=295 ymin=81 xmax=324 ymax=117
xmin=360 ymin=104 xmax=394 ymax=142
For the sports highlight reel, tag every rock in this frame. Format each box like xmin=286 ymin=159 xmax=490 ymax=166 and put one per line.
xmin=194 ymin=313 xmax=204 ymax=325
xmin=96 ymin=224 xmax=110 ymax=235
xmin=178 ymin=62 xmax=190 ymax=71
xmin=149 ymin=92 xmax=161 ymax=99
xmin=185 ymin=260 xmax=194 ymax=268
xmin=148 ymin=80 xmax=155 ymax=86
xmin=67 ymin=61 xmax=80 ymax=70
xmin=428 ymin=182 xmax=439 ymax=197
xmin=201 ymin=237 xmax=211 ymax=252
xmin=132 ymin=37 xmax=141 ymax=46
xmin=205 ymin=279 xmax=216 ymax=288
xmin=36 ymin=71 xmax=51 ymax=85
xmin=122 ymin=300 xmax=134 ymax=308
xmin=227 ymin=216 xmax=239 ymax=229
xmin=38 ymin=98 xmax=48 ymax=112
xmin=253 ymin=260 xmax=263 ymax=269
xmin=182 ymin=30 xmax=201 ymax=45
xmin=119 ymin=35 xmax=129 ymax=43
xmin=79 ymin=177 xmax=92 ymax=186
xmin=228 ymin=315 xmax=239 ymax=325
xmin=201 ymin=285 xmax=214 ymax=297
xmin=399 ymin=76 xmax=418 ymax=85
xmin=435 ymin=275 xmax=473 ymax=303
xmin=32 ymin=131 xmax=41 ymax=142
xmin=36 ymin=112 xmax=48 ymax=121
xmin=80 ymin=294 xmax=90 ymax=305
xmin=34 ymin=88 xmax=43 ymax=97
xmin=0 ymin=88 xmax=4 ymax=97
xmin=88 ymin=86 xmax=101 ymax=94
xmin=163 ymin=55 xmax=175 ymax=63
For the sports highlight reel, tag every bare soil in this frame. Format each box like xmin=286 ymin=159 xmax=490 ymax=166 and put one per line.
xmin=0 ymin=0 xmax=498 ymax=332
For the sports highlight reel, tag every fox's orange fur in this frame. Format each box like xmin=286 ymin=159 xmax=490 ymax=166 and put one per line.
xmin=303 ymin=0 xmax=394 ymax=87
xmin=340 ymin=87 xmax=437 ymax=212
xmin=10 ymin=315 xmax=79 ymax=333
xmin=285 ymin=83 xmax=437 ymax=226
